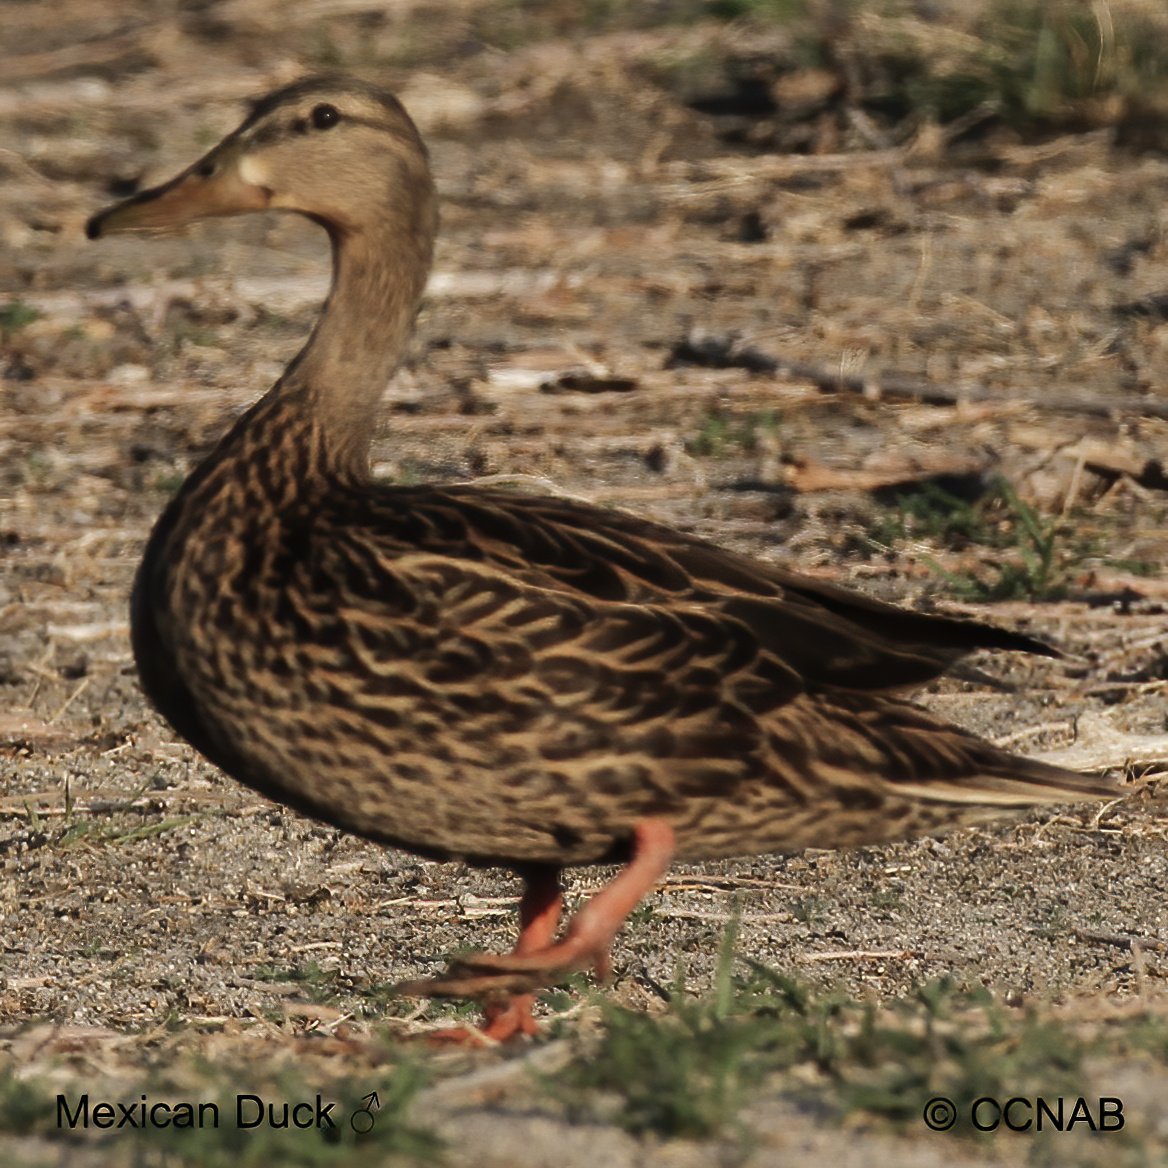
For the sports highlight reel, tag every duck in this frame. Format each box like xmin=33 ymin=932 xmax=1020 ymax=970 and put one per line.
xmin=87 ymin=75 xmax=1120 ymax=1042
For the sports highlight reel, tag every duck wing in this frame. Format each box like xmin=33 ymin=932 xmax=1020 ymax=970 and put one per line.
xmin=311 ymin=543 xmax=1116 ymax=863
xmin=356 ymin=485 xmax=1055 ymax=694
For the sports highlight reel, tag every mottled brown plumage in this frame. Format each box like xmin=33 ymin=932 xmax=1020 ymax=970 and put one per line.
xmin=88 ymin=76 xmax=1119 ymax=1038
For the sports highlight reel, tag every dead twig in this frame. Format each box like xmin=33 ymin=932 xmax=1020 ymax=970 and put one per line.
xmin=669 ymin=332 xmax=1168 ymax=421
xmin=796 ymin=949 xmax=919 ymax=964
xmin=1072 ymin=928 xmax=1167 ymax=954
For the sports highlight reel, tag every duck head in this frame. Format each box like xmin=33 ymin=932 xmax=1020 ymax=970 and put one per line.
xmin=86 ymin=75 xmax=437 ymax=247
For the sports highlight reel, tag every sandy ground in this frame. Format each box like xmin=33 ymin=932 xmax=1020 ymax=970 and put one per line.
xmin=2 ymin=3 xmax=1168 ymax=1166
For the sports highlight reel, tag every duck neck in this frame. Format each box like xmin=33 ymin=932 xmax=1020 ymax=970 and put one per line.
xmin=277 ymin=218 xmax=433 ymax=479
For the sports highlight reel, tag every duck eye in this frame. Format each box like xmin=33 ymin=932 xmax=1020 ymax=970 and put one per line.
xmin=311 ymin=104 xmax=340 ymax=130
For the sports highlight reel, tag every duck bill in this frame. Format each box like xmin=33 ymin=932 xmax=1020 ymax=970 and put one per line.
xmin=86 ymin=145 xmax=271 ymax=239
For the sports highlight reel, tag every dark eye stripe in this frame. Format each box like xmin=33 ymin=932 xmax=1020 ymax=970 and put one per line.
xmin=311 ymin=103 xmax=341 ymax=130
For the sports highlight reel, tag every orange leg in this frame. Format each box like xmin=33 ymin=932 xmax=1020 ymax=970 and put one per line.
xmin=399 ymin=818 xmax=676 ymax=1040
xmin=478 ymin=867 xmax=564 ymax=1041
xmin=460 ymin=819 xmax=675 ymax=987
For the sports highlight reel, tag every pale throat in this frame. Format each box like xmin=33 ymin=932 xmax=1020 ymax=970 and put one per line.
xmin=279 ymin=218 xmax=430 ymax=475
